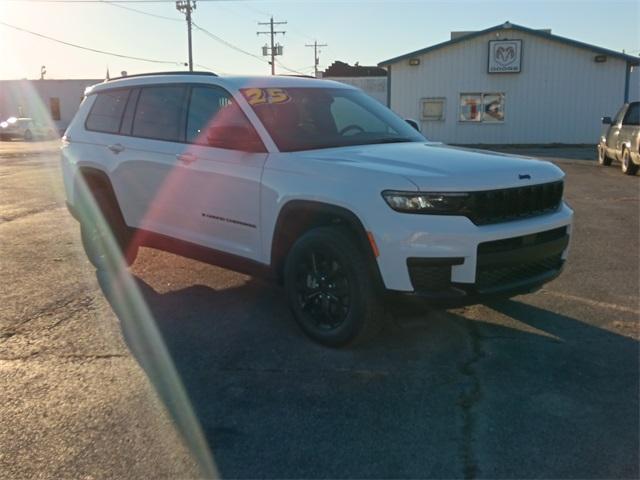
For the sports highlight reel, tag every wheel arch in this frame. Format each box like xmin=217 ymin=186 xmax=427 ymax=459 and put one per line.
xmin=74 ymin=166 xmax=126 ymax=226
xmin=270 ymin=200 xmax=383 ymax=286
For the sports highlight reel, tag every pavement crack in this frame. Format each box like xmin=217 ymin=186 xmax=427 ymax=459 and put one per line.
xmin=0 ymin=352 xmax=127 ymax=362
xmin=1 ymin=293 xmax=96 ymax=341
xmin=0 ymin=204 xmax=62 ymax=223
xmin=458 ymin=319 xmax=485 ymax=480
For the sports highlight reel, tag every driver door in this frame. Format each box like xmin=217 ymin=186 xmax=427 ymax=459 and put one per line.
xmin=172 ymin=85 xmax=268 ymax=260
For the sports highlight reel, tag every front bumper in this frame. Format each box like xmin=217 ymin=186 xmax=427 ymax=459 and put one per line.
xmin=372 ymin=202 xmax=573 ymax=293
xmin=387 ymin=261 xmax=564 ymax=308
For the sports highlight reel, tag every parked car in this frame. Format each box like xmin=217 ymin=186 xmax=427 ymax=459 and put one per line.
xmin=61 ymin=72 xmax=573 ymax=346
xmin=597 ymin=101 xmax=640 ymax=175
xmin=0 ymin=117 xmax=56 ymax=141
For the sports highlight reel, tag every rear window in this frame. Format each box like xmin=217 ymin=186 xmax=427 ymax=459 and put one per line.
xmin=132 ymin=86 xmax=188 ymax=142
xmin=85 ymin=89 xmax=130 ymax=134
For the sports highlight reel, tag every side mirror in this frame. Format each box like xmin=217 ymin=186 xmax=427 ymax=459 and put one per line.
xmin=601 ymin=116 xmax=612 ymax=125
xmin=206 ymin=125 xmax=265 ymax=153
xmin=405 ymin=119 xmax=421 ymax=132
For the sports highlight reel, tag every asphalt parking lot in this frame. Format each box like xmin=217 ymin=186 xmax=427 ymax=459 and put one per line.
xmin=1 ymin=140 xmax=638 ymax=479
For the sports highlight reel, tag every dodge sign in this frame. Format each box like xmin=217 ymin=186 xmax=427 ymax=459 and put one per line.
xmin=488 ymin=39 xmax=522 ymax=73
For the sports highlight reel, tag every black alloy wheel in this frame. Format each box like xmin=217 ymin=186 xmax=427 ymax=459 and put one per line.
xmin=284 ymin=226 xmax=385 ymax=347
xmin=295 ymin=249 xmax=352 ymax=331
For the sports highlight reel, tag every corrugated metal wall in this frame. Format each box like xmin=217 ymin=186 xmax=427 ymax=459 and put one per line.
xmin=322 ymin=76 xmax=388 ymax=104
xmin=389 ymin=29 xmax=630 ymax=144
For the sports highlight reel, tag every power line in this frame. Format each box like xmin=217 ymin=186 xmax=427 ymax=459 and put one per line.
xmin=98 ymin=0 xmax=181 ymax=21
xmin=257 ymin=16 xmax=286 ymax=75
xmin=175 ymin=0 xmax=196 ymax=71
xmin=8 ymin=0 xmax=243 ymax=3
xmin=0 ymin=20 xmax=185 ymax=65
xmin=97 ymin=0 xmax=265 ymax=69
xmin=274 ymin=58 xmax=308 ymax=76
xmin=192 ymin=21 xmax=268 ymax=65
xmin=305 ymin=40 xmax=327 ymax=77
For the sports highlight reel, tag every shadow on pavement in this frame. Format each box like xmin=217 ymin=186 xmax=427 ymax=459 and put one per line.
xmin=97 ymin=270 xmax=639 ymax=479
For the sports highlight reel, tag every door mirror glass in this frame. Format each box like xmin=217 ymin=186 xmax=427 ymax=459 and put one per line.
xmin=601 ymin=116 xmax=612 ymax=125
xmin=206 ymin=125 xmax=264 ymax=153
xmin=405 ymin=118 xmax=421 ymax=132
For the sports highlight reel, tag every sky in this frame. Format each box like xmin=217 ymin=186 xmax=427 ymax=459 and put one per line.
xmin=1 ymin=0 xmax=638 ymax=80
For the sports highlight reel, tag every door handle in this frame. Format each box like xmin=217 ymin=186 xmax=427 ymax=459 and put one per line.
xmin=107 ymin=143 xmax=125 ymax=154
xmin=176 ymin=153 xmax=197 ymax=165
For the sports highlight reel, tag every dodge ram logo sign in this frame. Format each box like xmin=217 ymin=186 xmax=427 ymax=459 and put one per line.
xmin=488 ymin=40 xmax=522 ymax=73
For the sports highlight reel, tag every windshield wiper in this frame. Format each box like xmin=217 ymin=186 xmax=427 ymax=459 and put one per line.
xmin=368 ymin=137 xmax=415 ymax=145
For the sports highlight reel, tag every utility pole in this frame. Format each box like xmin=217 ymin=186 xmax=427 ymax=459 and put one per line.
xmin=305 ymin=41 xmax=327 ymax=77
xmin=257 ymin=17 xmax=287 ymax=75
xmin=176 ymin=1 xmax=196 ymax=71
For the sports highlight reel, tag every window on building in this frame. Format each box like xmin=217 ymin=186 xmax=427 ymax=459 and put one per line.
xmin=421 ymin=98 xmax=445 ymax=121
xmin=459 ymin=93 xmax=505 ymax=122
xmin=132 ymin=86 xmax=188 ymax=142
xmin=50 ymin=97 xmax=61 ymax=121
xmin=459 ymin=94 xmax=482 ymax=122
xmin=85 ymin=89 xmax=130 ymax=133
xmin=482 ymin=93 xmax=505 ymax=122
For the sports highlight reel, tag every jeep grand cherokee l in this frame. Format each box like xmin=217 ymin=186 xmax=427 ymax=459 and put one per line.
xmin=61 ymin=72 xmax=573 ymax=346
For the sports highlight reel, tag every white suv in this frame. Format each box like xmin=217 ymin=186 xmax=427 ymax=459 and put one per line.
xmin=61 ymin=72 xmax=573 ymax=346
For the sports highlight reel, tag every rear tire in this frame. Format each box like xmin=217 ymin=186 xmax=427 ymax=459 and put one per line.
xmin=597 ymin=144 xmax=612 ymax=166
xmin=79 ymin=187 xmax=138 ymax=270
xmin=284 ymin=226 xmax=385 ymax=347
xmin=621 ymin=148 xmax=638 ymax=176
xmin=23 ymin=130 xmax=33 ymax=141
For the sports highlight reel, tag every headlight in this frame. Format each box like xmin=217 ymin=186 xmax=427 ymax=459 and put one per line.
xmin=382 ymin=190 xmax=469 ymax=214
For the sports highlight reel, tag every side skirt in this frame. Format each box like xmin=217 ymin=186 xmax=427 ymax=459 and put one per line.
xmin=134 ymin=229 xmax=276 ymax=281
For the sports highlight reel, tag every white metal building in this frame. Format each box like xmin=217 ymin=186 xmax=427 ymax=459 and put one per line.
xmin=320 ymin=61 xmax=388 ymax=104
xmin=379 ymin=22 xmax=639 ymax=145
xmin=0 ymin=79 xmax=101 ymax=133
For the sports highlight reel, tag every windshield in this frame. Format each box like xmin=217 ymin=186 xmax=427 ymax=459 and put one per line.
xmin=241 ymin=87 xmax=425 ymax=152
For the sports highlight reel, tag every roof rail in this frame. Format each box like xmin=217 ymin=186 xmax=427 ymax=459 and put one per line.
xmin=107 ymin=71 xmax=218 ymax=82
xmin=277 ymin=74 xmax=316 ymax=79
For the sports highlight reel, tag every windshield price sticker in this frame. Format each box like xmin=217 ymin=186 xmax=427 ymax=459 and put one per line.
xmin=243 ymin=88 xmax=291 ymax=106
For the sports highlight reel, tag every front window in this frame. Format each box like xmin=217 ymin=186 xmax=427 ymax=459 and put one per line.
xmin=241 ymin=87 xmax=425 ymax=152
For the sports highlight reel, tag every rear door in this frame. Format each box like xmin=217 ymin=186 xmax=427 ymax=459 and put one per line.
xmin=109 ymin=84 xmax=191 ymax=240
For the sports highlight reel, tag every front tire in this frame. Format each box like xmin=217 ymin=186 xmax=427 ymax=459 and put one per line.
xmin=621 ymin=148 xmax=638 ymax=176
xmin=597 ymin=144 xmax=612 ymax=166
xmin=284 ymin=226 xmax=384 ymax=347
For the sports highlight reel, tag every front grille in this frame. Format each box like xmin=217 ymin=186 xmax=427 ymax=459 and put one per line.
xmin=476 ymin=254 xmax=563 ymax=289
xmin=475 ymin=227 xmax=568 ymax=290
xmin=467 ymin=181 xmax=564 ymax=225
xmin=478 ymin=227 xmax=567 ymax=255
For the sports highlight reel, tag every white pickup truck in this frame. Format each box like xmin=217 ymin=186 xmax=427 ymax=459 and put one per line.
xmin=61 ymin=72 xmax=573 ymax=346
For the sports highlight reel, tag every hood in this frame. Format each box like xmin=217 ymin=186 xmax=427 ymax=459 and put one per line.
xmin=297 ymin=142 xmax=565 ymax=191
